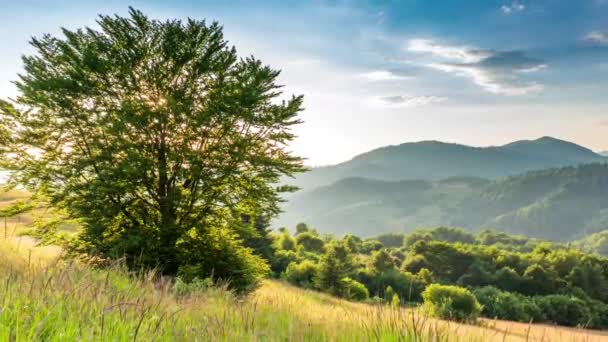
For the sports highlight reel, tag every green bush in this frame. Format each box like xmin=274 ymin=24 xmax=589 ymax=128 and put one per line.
xmin=340 ymin=277 xmax=369 ymax=301
xmin=473 ymin=286 xmax=541 ymax=322
xmin=372 ymin=270 xmax=424 ymax=302
xmin=270 ymin=249 xmax=298 ymax=276
xmin=360 ymin=240 xmax=384 ymax=254
xmin=176 ymin=228 xmax=270 ymax=294
xmin=422 ymin=284 xmax=481 ymax=322
xmin=534 ymin=295 xmax=593 ymax=327
xmin=295 ymin=232 xmax=325 ymax=253
xmin=493 ymin=266 xmax=521 ymax=292
xmin=589 ymin=300 xmax=608 ymax=329
xmin=284 ymin=260 xmax=318 ymax=289
xmin=276 ymin=232 xmax=297 ymax=251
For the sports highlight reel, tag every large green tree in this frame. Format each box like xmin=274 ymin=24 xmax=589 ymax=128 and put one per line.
xmin=2 ymin=8 xmax=305 ymax=291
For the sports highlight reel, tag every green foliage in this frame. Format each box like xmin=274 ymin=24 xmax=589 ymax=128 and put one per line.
xmin=266 ymin=225 xmax=608 ymax=329
xmin=422 ymin=284 xmax=481 ymax=322
xmin=295 ymin=232 xmax=324 ymax=253
xmin=342 ymin=234 xmax=362 ymax=253
xmin=176 ymin=227 xmax=270 ymax=293
xmin=567 ymin=262 xmax=608 ymax=301
xmin=316 ymin=242 xmax=355 ymax=296
xmin=477 ymin=229 xmax=540 ymax=252
xmin=270 ymin=249 xmax=298 ymax=276
xmin=360 ymin=239 xmax=383 ymax=254
xmin=295 ymin=222 xmax=310 ymax=235
xmin=407 ymin=241 xmax=474 ymax=282
xmin=276 ymin=232 xmax=297 ymax=251
xmin=521 ymin=264 xmax=558 ymax=295
xmin=534 ymin=295 xmax=593 ymax=327
xmin=473 ymin=286 xmax=541 ymax=322
xmin=493 ymin=266 xmax=521 ymax=292
xmin=284 ymin=260 xmax=318 ymax=289
xmin=391 ymin=293 xmax=401 ymax=308
xmin=241 ymin=215 xmax=276 ymax=262
xmin=384 ymin=286 xmax=395 ymax=302
xmin=401 ymin=254 xmax=430 ymax=274
xmin=573 ymin=229 xmax=608 ymax=256
xmin=457 ymin=260 xmax=493 ymax=287
xmin=371 ymin=249 xmax=395 ymax=273
xmin=340 ymin=277 xmax=369 ymax=301
xmin=405 ymin=227 xmax=475 ymax=248
xmin=3 ymin=8 xmax=305 ymax=293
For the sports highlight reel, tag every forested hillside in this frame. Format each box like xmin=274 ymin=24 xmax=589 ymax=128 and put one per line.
xmin=292 ymin=137 xmax=606 ymax=190
xmin=280 ymin=163 xmax=608 ymax=240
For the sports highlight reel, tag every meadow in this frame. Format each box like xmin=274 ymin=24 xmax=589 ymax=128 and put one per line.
xmin=1 ymin=196 xmax=607 ymax=341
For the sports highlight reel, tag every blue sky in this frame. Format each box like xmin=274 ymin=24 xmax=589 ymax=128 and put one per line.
xmin=1 ymin=0 xmax=607 ymax=165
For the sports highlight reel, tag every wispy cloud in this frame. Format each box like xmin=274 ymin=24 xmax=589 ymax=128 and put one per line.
xmin=501 ymin=1 xmax=525 ymax=14
xmin=406 ymin=39 xmax=546 ymax=96
xmin=359 ymin=70 xmax=412 ymax=81
xmin=374 ymin=95 xmax=447 ymax=107
xmin=584 ymin=31 xmax=608 ymax=46
xmin=408 ymin=39 xmax=490 ymax=63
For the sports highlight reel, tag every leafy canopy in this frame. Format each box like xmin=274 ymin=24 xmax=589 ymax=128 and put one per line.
xmin=2 ymin=8 xmax=305 ymax=288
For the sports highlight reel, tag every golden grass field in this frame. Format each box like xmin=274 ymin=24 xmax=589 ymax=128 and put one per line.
xmin=1 ymin=190 xmax=607 ymax=341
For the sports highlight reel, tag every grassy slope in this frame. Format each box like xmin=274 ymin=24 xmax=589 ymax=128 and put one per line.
xmin=1 ymin=192 xmax=607 ymax=341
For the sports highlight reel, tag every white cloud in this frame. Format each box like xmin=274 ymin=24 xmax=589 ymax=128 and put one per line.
xmin=501 ymin=1 xmax=525 ymax=14
xmin=359 ymin=70 xmax=412 ymax=81
xmin=373 ymin=95 xmax=447 ymax=107
xmin=407 ymin=39 xmax=490 ymax=63
xmin=585 ymin=31 xmax=608 ymax=46
xmin=406 ymin=39 xmax=546 ymax=96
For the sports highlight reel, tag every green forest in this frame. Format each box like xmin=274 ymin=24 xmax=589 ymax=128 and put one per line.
xmin=269 ymin=225 xmax=608 ymax=328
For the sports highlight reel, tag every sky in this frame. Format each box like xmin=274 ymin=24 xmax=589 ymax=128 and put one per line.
xmin=0 ymin=0 xmax=607 ymax=165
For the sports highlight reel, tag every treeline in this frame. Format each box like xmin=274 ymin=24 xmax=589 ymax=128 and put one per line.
xmin=264 ymin=225 xmax=608 ymax=328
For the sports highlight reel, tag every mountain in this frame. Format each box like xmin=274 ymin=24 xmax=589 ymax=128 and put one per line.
xmin=291 ymin=137 xmax=606 ymax=190
xmin=601 ymin=151 xmax=608 ymax=157
xmin=278 ymin=163 xmax=608 ymax=241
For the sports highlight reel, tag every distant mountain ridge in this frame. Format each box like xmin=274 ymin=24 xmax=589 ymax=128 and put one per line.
xmin=279 ymin=163 xmax=608 ymax=241
xmin=292 ymin=137 xmax=606 ymax=190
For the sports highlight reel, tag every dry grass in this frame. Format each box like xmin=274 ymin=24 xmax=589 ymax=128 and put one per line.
xmin=0 ymin=190 xmax=607 ymax=341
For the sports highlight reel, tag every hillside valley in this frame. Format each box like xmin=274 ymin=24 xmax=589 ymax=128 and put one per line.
xmin=279 ymin=163 xmax=608 ymax=240
xmin=291 ymin=137 xmax=606 ymax=191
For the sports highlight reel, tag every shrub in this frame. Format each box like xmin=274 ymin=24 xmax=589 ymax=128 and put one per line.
xmin=534 ymin=295 xmax=593 ymax=327
xmin=276 ymin=232 xmax=297 ymax=251
xmin=360 ymin=240 xmax=384 ymax=254
xmin=422 ymin=284 xmax=481 ymax=322
xmin=589 ymin=300 xmax=608 ymax=329
xmin=295 ymin=232 xmax=325 ymax=253
xmin=373 ymin=270 xmax=424 ymax=302
xmin=270 ymin=249 xmax=299 ymax=276
xmin=341 ymin=277 xmax=369 ymax=301
xmin=391 ymin=293 xmax=401 ymax=308
xmin=284 ymin=260 xmax=318 ymax=289
xmin=473 ymin=286 xmax=541 ymax=322
xmin=316 ymin=242 xmax=355 ymax=295
xmin=401 ymin=254 xmax=430 ymax=274
xmin=384 ymin=285 xmax=396 ymax=302
xmin=493 ymin=266 xmax=521 ymax=292
xmin=176 ymin=228 xmax=269 ymax=293
xmin=371 ymin=249 xmax=396 ymax=272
